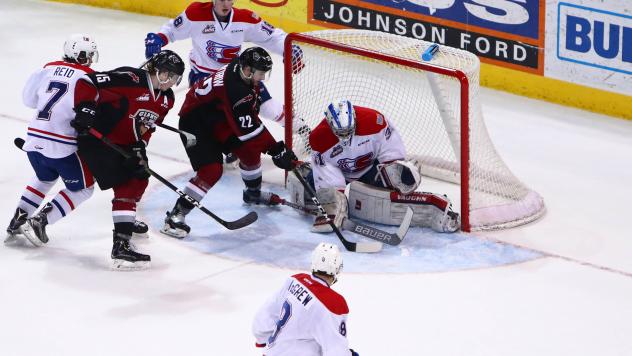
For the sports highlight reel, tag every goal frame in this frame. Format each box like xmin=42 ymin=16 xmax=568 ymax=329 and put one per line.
xmin=283 ymin=33 xmax=475 ymax=231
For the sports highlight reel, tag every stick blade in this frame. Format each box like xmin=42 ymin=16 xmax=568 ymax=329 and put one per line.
xmin=352 ymin=241 xmax=383 ymax=253
xmin=14 ymin=137 xmax=25 ymax=150
xmin=222 ymin=211 xmax=258 ymax=230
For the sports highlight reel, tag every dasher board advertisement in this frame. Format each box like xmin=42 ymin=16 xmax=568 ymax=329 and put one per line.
xmin=309 ymin=0 xmax=546 ymax=74
xmin=547 ymin=1 xmax=632 ymax=95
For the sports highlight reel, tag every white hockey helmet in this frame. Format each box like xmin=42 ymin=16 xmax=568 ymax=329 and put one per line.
xmin=325 ymin=99 xmax=356 ymax=146
xmin=311 ymin=242 xmax=343 ymax=284
xmin=63 ymin=34 xmax=98 ymax=66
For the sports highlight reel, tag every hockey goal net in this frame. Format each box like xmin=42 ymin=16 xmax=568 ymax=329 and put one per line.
xmin=283 ymin=29 xmax=545 ymax=232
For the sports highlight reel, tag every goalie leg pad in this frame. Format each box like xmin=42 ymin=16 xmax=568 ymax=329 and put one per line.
xmin=311 ymin=188 xmax=348 ymax=233
xmin=348 ymin=181 xmax=460 ymax=232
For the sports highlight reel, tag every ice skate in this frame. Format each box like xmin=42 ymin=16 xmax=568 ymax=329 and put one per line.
xmin=132 ymin=220 xmax=149 ymax=238
xmin=20 ymin=203 xmax=52 ymax=247
xmin=242 ymin=189 xmax=280 ymax=206
xmin=5 ymin=208 xmax=28 ymax=243
xmin=160 ymin=207 xmax=191 ymax=239
xmin=111 ymin=232 xmax=150 ymax=270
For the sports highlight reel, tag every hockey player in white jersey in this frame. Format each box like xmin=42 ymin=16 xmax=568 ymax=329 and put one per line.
xmin=143 ymin=0 xmax=304 ymax=131
xmin=5 ymin=34 xmax=99 ymax=246
xmin=252 ymin=243 xmax=359 ymax=356
xmin=288 ymin=99 xmax=460 ymax=234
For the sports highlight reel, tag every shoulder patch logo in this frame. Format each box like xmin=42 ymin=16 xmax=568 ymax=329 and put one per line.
xmin=385 ymin=126 xmax=392 ymax=140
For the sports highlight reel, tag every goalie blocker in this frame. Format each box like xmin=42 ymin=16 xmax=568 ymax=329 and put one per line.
xmin=348 ymin=181 xmax=460 ymax=233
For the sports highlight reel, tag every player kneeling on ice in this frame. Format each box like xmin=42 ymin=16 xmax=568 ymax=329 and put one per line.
xmin=72 ymin=50 xmax=184 ymax=269
xmin=288 ymin=99 xmax=460 ymax=234
xmin=5 ymin=34 xmax=99 ymax=247
xmin=160 ymin=47 xmax=297 ymax=239
xmin=252 ymin=242 xmax=360 ymax=356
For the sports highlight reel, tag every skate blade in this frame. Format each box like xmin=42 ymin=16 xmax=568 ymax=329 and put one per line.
xmin=111 ymin=259 xmax=150 ymax=271
xmin=159 ymin=225 xmax=187 ymax=239
xmin=132 ymin=232 xmax=149 ymax=239
xmin=19 ymin=224 xmax=43 ymax=247
xmin=4 ymin=232 xmax=21 ymax=244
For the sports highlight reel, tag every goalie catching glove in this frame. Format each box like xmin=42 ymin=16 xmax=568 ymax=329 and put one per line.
xmin=377 ymin=160 xmax=421 ymax=194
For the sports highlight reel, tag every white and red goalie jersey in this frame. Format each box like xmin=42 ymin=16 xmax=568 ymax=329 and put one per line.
xmin=22 ymin=61 xmax=94 ymax=159
xmin=156 ymin=2 xmax=286 ymax=74
xmin=309 ymin=106 xmax=406 ymax=191
xmin=252 ymin=273 xmax=353 ymax=356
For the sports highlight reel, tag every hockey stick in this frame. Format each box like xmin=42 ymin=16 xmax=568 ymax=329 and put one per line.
xmin=87 ymin=128 xmax=258 ymax=230
xmin=270 ymin=195 xmax=320 ymax=215
xmin=272 ymin=194 xmax=413 ymax=246
xmin=155 ymin=122 xmax=197 ymax=148
xmin=291 ymin=168 xmax=382 ymax=253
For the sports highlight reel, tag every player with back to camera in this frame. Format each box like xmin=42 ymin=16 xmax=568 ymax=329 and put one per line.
xmin=288 ymin=99 xmax=461 ymax=234
xmin=252 ymin=242 xmax=360 ymax=356
xmin=160 ymin=47 xmax=297 ymax=239
xmin=144 ymin=0 xmax=307 ymax=165
xmin=69 ymin=50 xmax=185 ymax=270
xmin=5 ymin=34 xmax=99 ymax=247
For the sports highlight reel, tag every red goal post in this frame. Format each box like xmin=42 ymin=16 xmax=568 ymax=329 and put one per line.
xmin=283 ymin=30 xmax=545 ymax=232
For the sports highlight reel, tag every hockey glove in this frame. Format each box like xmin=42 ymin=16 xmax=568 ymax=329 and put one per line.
xmin=144 ymin=33 xmax=165 ymax=59
xmin=268 ymin=141 xmax=298 ymax=171
xmin=123 ymin=141 xmax=150 ymax=179
xmin=71 ymin=101 xmax=97 ymax=135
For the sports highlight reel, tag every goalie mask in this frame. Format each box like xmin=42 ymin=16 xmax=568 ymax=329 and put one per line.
xmin=325 ymin=99 xmax=356 ymax=146
xmin=311 ymin=242 xmax=343 ymax=284
xmin=63 ymin=34 xmax=98 ymax=66
xmin=378 ymin=160 xmax=421 ymax=194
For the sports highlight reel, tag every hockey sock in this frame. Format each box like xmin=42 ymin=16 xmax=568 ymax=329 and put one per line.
xmin=114 ymin=222 xmax=134 ymax=239
xmin=17 ymin=178 xmax=55 ymax=217
xmin=239 ymin=163 xmax=262 ymax=188
xmin=46 ymin=187 xmax=94 ymax=225
xmin=112 ymin=197 xmax=137 ymax=229
xmin=242 ymin=176 xmax=262 ymax=191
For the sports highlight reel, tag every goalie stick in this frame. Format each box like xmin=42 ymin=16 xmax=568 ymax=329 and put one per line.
xmin=272 ymin=195 xmax=413 ymax=246
xmin=291 ymin=168 xmax=382 ymax=253
xmin=341 ymin=207 xmax=413 ymax=246
xmin=86 ymin=129 xmax=258 ymax=230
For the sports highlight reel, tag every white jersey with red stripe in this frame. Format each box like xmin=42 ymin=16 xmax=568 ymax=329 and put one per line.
xmin=22 ymin=60 xmax=93 ymax=158
xmin=308 ymin=106 xmax=407 ymax=191
xmin=158 ymin=2 xmax=286 ymax=74
xmin=252 ymin=273 xmax=352 ymax=356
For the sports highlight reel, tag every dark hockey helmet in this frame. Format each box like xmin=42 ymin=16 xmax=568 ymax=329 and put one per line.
xmin=239 ymin=47 xmax=273 ymax=72
xmin=146 ymin=49 xmax=185 ymax=86
xmin=148 ymin=49 xmax=185 ymax=76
